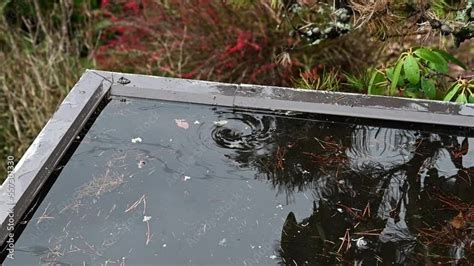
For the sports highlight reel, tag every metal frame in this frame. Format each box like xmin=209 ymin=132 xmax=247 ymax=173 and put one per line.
xmin=1 ymin=69 xmax=473 ymax=246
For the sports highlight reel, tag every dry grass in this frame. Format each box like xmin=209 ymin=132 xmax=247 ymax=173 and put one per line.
xmin=0 ymin=1 xmax=97 ymax=181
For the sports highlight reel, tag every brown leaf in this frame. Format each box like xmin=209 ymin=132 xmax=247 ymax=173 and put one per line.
xmin=449 ymin=211 xmax=466 ymax=229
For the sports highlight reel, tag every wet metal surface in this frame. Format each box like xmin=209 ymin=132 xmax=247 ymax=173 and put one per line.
xmin=6 ymin=97 xmax=473 ymax=265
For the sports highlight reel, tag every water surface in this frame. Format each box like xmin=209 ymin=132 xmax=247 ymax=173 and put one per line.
xmin=7 ymin=97 xmax=474 ymax=265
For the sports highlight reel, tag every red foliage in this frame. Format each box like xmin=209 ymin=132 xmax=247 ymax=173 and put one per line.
xmin=123 ymin=1 xmax=139 ymax=13
xmin=93 ymin=0 xmax=298 ymax=86
xmin=226 ymin=31 xmax=261 ymax=54
xmin=101 ymin=0 xmax=110 ymax=9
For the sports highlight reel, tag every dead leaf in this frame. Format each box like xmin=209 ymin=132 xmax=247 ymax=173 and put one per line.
xmin=175 ymin=119 xmax=189 ymax=129
xmin=449 ymin=211 xmax=466 ymax=229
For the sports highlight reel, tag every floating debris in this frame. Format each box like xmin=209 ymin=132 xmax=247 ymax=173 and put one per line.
xmin=269 ymin=255 xmax=277 ymax=260
xmin=138 ymin=160 xmax=146 ymax=169
xmin=194 ymin=120 xmax=200 ymax=125
xmin=355 ymin=237 xmax=369 ymax=250
xmin=175 ymin=119 xmax=189 ymax=129
xmin=131 ymin=137 xmax=142 ymax=143
xmin=162 ymin=244 xmax=167 ymax=248
xmin=183 ymin=176 xmax=191 ymax=181
xmin=143 ymin=216 xmax=152 ymax=222
xmin=218 ymin=238 xmax=227 ymax=246
xmin=213 ymin=120 xmax=228 ymax=127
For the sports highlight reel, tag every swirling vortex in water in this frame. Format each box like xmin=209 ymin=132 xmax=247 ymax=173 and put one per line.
xmin=211 ymin=113 xmax=276 ymax=151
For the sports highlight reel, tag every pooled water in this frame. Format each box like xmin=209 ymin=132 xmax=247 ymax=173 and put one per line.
xmin=6 ymin=97 xmax=473 ymax=265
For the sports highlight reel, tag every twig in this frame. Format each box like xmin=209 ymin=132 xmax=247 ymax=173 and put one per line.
xmin=145 ymin=220 xmax=152 ymax=245
xmin=125 ymin=194 xmax=147 ymax=214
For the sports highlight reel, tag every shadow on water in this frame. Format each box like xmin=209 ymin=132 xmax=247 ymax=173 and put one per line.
xmin=212 ymin=111 xmax=474 ymax=265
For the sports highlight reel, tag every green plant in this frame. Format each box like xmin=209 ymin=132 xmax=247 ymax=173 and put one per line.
xmin=443 ymin=78 xmax=474 ymax=103
xmin=293 ymin=67 xmax=341 ymax=91
xmin=366 ymin=47 xmax=472 ymax=102
xmin=344 ymin=69 xmax=378 ymax=93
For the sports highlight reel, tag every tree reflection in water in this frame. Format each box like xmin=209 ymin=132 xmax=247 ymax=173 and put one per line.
xmin=213 ymin=111 xmax=473 ymax=265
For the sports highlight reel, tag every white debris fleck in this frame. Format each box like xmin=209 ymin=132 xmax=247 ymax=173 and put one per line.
xmin=337 ymin=208 xmax=343 ymax=213
xmin=218 ymin=238 xmax=227 ymax=246
xmin=162 ymin=244 xmax=167 ymax=247
xmin=143 ymin=216 xmax=151 ymax=222
xmin=138 ymin=160 xmax=146 ymax=169
xmin=184 ymin=176 xmax=191 ymax=181
xmin=213 ymin=120 xmax=228 ymax=127
xmin=269 ymin=255 xmax=277 ymax=260
xmin=356 ymin=237 xmax=368 ymax=250
xmin=194 ymin=120 xmax=200 ymax=125
xmin=302 ymin=170 xmax=310 ymax=174
xmin=131 ymin=137 xmax=142 ymax=143
xmin=276 ymin=204 xmax=283 ymax=209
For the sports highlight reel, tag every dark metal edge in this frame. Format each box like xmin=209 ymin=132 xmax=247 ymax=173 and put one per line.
xmin=0 ymin=70 xmax=111 ymax=245
xmin=93 ymin=70 xmax=473 ymax=128
xmin=234 ymin=84 xmax=474 ymax=128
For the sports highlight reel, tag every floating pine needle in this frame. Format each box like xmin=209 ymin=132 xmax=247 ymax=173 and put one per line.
xmin=125 ymin=194 xmax=147 ymax=215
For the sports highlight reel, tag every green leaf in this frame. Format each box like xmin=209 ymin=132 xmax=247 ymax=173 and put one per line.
xmin=469 ymin=93 xmax=474 ymax=104
xmin=421 ymin=79 xmax=436 ymax=99
xmin=386 ymin=67 xmax=404 ymax=86
xmin=443 ymin=83 xmax=461 ymax=101
xmin=432 ymin=49 xmax=467 ymax=69
xmin=429 ymin=61 xmax=449 ymax=74
xmin=404 ymin=55 xmax=420 ymax=85
xmin=390 ymin=58 xmax=404 ymax=95
xmin=456 ymin=93 xmax=468 ymax=104
xmin=414 ymin=48 xmax=447 ymax=66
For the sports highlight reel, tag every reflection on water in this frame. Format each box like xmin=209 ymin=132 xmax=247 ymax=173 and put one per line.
xmin=6 ymin=98 xmax=473 ymax=265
